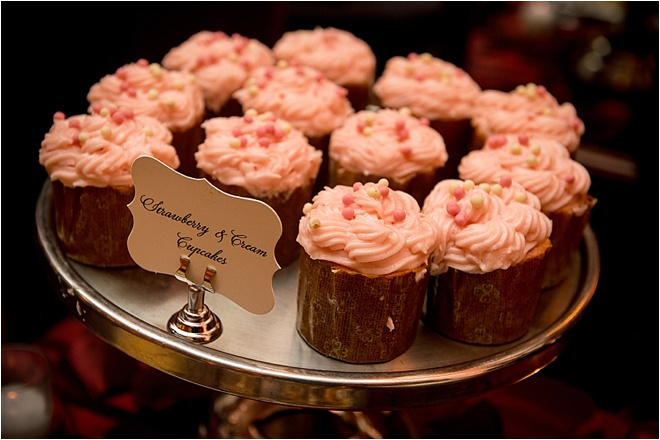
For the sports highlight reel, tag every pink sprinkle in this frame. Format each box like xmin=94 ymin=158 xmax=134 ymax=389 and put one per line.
xmin=91 ymin=104 xmax=103 ymax=114
xmin=121 ymin=109 xmax=134 ymax=119
xmin=68 ymin=119 xmax=81 ymax=129
xmin=400 ymin=146 xmax=413 ymax=156
xmin=518 ymin=134 xmax=529 ymax=145
xmin=54 ymin=112 xmax=66 ymax=121
xmin=572 ymin=117 xmax=582 ymax=129
xmin=257 ymin=125 xmax=268 ymax=137
xmin=273 ymin=126 xmax=284 ymax=139
xmin=395 ymin=119 xmax=405 ymax=130
xmin=342 ymin=207 xmax=355 ymax=220
xmin=499 ymin=175 xmax=512 ymax=187
xmin=455 ymin=69 xmax=466 ymax=77
xmin=393 ymin=209 xmax=406 ymax=222
xmin=353 ymin=182 xmax=363 ymax=191
xmin=243 ymin=114 xmax=254 ymax=124
xmin=446 ymin=201 xmax=460 ymax=216
xmin=112 ymin=112 xmax=124 ymax=124
xmin=537 ymin=85 xmax=547 ymax=96
xmin=239 ymin=136 xmax=248 ymax=147
xmin=264 ymin=67 xmax=274 ymax=79
xmin=565 ymin=173 xmax=575 ymax=183
xmin=258 ymin=137 xmax=270 ymax=147
xmin=232 ymin=127 xmax=242 ymax=137
xmin=137 ymin=59 xmax=149 ymax=67
xmin=240 ymin=60 xmax=251 ymax=70
xmin=116 ymin=68 xmax=127 ymax=80
xmin=127 ymin=88 xmax=137 ymax=97
xmin=71 ymin=131 xmax=81 ymax=145
xmin=342 ymin=193 xmax=354 ymax=205
xmin=356 ymin=120 xmax=366 ymax=133
xmin=398 ymin=128 xmax=410 ymax=140
xmin=257 ymin=78 xmax=268 ymax=89
xmin=407 ymin=53 xmax=419 ymax=61
xmin=454 ymin=211 xmax=469 ymax=226
xmin=295 ymin=66 xmax=305 ymax=76
xmin=378 ymin=186 xmax=389 ymax=197
xmin=336 ymin=87 xmax=347 ymax=97
xmin=453 ymin=186 xmax=466 ymax=200
xmin=419 ymin=118 xmax=430 ymax=126
xmin=120 ymin=81 xmax=130 ymax=91
xmin=487 ymin=134 xmax=507 ymax=148
xmin=415 ymin=73 xmax=425 ymax=82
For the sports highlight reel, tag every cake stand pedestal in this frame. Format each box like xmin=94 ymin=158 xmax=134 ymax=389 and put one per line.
xmin=35 ymin=180 xmax=600 ymax=425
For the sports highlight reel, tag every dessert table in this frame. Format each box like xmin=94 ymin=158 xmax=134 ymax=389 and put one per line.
xmin=35 ymin=180 xmax=600 ymax=411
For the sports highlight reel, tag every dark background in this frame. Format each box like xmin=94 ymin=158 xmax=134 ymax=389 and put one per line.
xmin=5 ymin=2 xmax=658 ymax=437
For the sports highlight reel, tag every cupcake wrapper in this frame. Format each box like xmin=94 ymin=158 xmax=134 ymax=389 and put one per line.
xmin=424 ymin=239 xmax=552 ymax=345
xmin=297 ymin=252 xmax=428 ymax=363
xmin=52 ymin=181 xmax=136 ymax=268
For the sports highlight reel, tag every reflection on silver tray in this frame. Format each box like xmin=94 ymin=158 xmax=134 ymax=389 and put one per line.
xmin=36 ymin=181 xmax=600 ymax=410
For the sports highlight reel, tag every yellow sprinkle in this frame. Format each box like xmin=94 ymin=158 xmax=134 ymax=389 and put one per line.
xmin=362 ymin=127 xmax=373 ymax=136
xmin=470 ymin=193 xmax=484 ymax=208
xmin=542 ymin=108 xmax=553 ymax=116
xmin=491 ymin=184 xmax=503 ymax=196
xmin=248 ymin=84 xmax=259 ymax=97
xmin=245 ymin=108 xmax=259 ymax=117
xmin=527 ymin=155 xmax=538 ymax=167
xmin=229 ymin=138 xmax=241 ymax=148
xmin=280 ymin=122 xmax=292 ymax=135
xmin=149 ymin=63 xmax=163 ymax=79
xmin=228 ymin=53 xmax=239 ymax=62
xmin=364 ymin=113 xmax=375 ymax=125
xmin=309 ymin=217 xmax=321 ymax=229
xmin=172 ymin=80 xmax=185 ymax=90
xmin=515 ymin=192 xmax=528 ymax=203
xmin=510 ymin=143 xmax=522 ymax=154
xmin=99 ymin=107 xmax=110 ymax=117
xmin=530 ymin=143 xmax=541 ymax=155
xmin=246 ymin=77 xmax=257 ymax=86
xmin=147 ymin=88 xmax=159 ymax=100
xmin=420 ymin=52 xmax=433 ymax=62
xmin=449 ymin=181 xmax=460 ymax=193
xmin=78 ymin=132 xmax=89 ymax=143
xmin=463 ymin=179 xmax=475 ymax=191
xmin=478 ymin=183 xmax=491 ymax=193
xmin=276 ymin=59 xmax=288 ymax=69
xmin=142 ymin=126 xmax=153 ymax=136
xmin=166 ymin=98 xmax=175 ymax=108
xmin=302 ymin=202 xmax=313 ymax=215
xmin=101 ymin=126 xmax=112 ymax=138
xmin=399 ymin=107 xmax=412 ymax=116
xmin=367 ymin=186 xmax=380 ymax=198
xmin=378 ymin=178 xmax=390 ymax=187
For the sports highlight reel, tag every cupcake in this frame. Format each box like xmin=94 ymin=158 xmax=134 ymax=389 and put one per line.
xmin=422 ymin=178 xmax=553 ymax=345
xmin=372 ymin=52 xmax=482 ymax=178
xmin=39 ymin=107 xmax=180 ymax=268
xmin=328 ymin=108 xmax=448 ymax=206
xmin=162 ymin=31 xmax=275 ymax=119
xmin=296 ymin=180 xmax=440 ymax=363
xmin=272 ymin=27 xmax=376 ymax=111
xmin=87 ymin=59 xmax=206 ymax=177
xmin=232 ymin=60 xmax=354 ymax=192
xmin=470 ymin=83 xmax=585 ymax=156
xmin=195 ymin=109 xmax=322 ymax=267
xmin=458 ymin=133 xmax=597 ymax=289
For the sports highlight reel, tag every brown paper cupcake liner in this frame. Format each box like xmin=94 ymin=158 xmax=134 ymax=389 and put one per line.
xmin=51 ymin=181 xmax=136 ymax=268
xmin=542 ymin=195 xmax=597 ymax=290
xmin=296 ymin=252 xmax=429 ymax=363
xmin=424 ymin=239 xmax=552 ymax=345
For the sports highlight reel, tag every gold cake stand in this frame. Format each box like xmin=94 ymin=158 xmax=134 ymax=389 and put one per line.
xmin=35 ymin=180 xmax=600 ymax=411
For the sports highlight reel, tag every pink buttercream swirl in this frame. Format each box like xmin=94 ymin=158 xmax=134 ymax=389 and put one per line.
xmin=40 ymin=109 xmax=179 ymax=188
xmin=458 ymin=134 xmax=591 ymax=213
xmin=195 ymin=110 xmax=322 ymax=199
xmin=329 ymin=108 xmax=448 ymax=178
xmin=162 ymin=31 xmax=275 ymax=113
xmin=87 ymin=59 xmax=205 ymax=132
xmin=297 ymin=180 xmax=440 ymax=276
xmin=232 ymin=61 xmax=354 ymax=138
xmin=471 ymin=83 xmax=585 ymax=153
xmin=422 ymin=178 xmax=552 ymax=275
xmin=273 ymin=27 xmax=376 ymax=86
xmin=372 ymin=53 xmax=482 ymax=120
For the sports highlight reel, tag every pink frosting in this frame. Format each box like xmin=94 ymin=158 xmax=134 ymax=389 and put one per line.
xmin=458 ymin=134 xmax=592 ymax=213
xmin=39 ymin=108 xmax=179 ymax=188
xmin=273 ymin=27 xmax=376 ymax=86
xmin=87 ymin=59 xmax=205 ymax=133
xmin=162 ymin=31 xmax=275 ymax=114
xmin=195 ymin=110 xmax=322 ymax=199
xmin=471 ymin=83 xmax=585 ymax=153
xmin=372 ymin=53 xmax=482 ymax=120
xmin=297 ymin=180 xmax=440 ymax=276
xmin=329 ymin=108 xmax=448 ymax=178
xmin=232 ymin=61 xmax=354 ymax=138
xmin=422 ymin=178 xmax=552 ymax=275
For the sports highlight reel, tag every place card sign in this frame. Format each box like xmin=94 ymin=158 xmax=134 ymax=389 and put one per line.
xmin=127 ymin=156 xmax=281 ymax=315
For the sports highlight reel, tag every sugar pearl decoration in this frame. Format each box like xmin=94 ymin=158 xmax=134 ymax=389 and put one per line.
xmin=393 ymin=209 xmax=406 ymax=222
xmin=309 ymin=217 xmax=321 ymax=229
xmin=302 ymin=203 xmax=313 ymax=215
xmin=470 ymin=193 xmax=484 ymax=208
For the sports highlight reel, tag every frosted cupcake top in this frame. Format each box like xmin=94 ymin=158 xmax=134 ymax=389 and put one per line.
xmin=297 ymin=180 xmax=440 ymax=276
xmin=40 ymin=107 xmax=179 ymax=188
xmin=87 ymin=59 xmax=205 ymax=132
xmin=195 ymin=110 xmax=322 ymax=199
xmin=471 ymin=83 xmax=584 ymax=153
xmin=422 ymin=178 xmax=552 ymax=275
xmin=458 ymin=134 xmax=592 ymax=213
xmin=162 ymin=31 xmax=275 ymax=114
xmin=372 ymin=53 xmax=482 ymax=120
xmin=329 ymin=108 xmax=448 ymax=179
xmin=273 ymin=27 xmax=376 ymax=86
xmin=232 ymin=60 xmax=354 ymax=138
